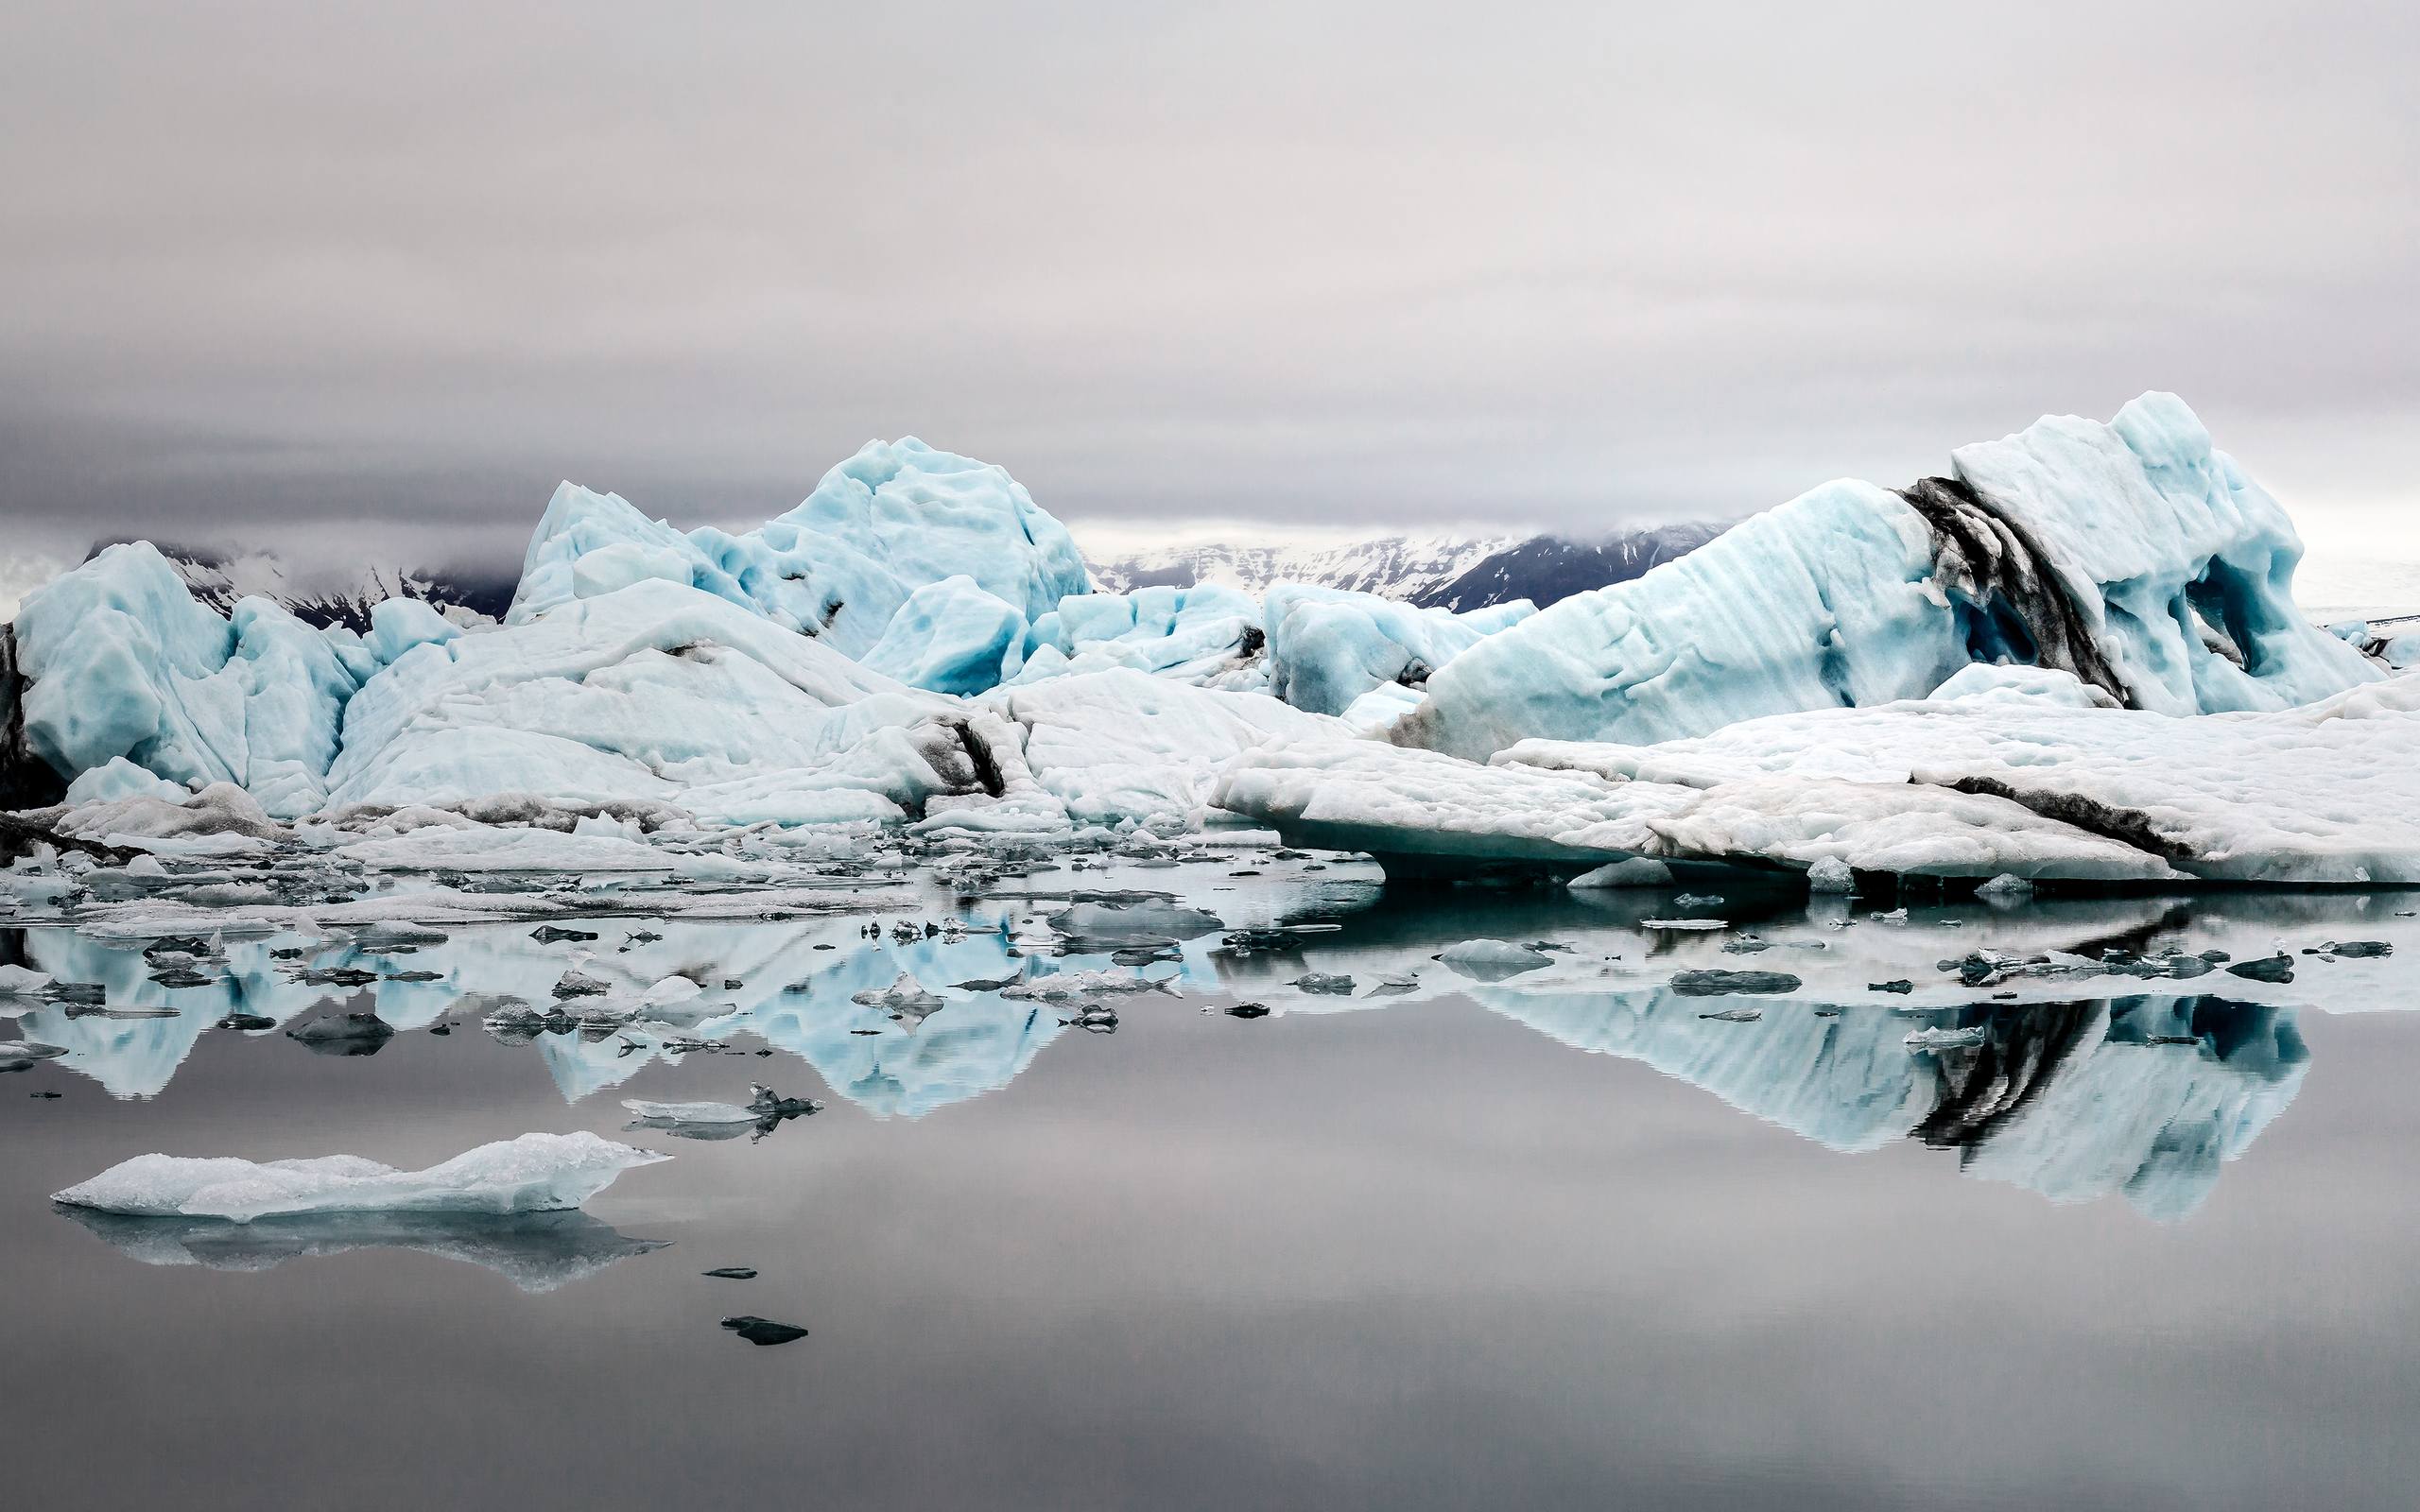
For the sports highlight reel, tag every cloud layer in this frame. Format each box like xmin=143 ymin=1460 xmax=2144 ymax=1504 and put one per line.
xmin=4 ymin=1 xmax=2414 ymax=571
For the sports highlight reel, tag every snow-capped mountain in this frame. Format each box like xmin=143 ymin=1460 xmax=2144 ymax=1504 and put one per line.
xmin=1085 ymin=524 xmax=1727 ymax=611
xmin=102 ymin=541 xmax=517 ymax=632
xmin=1409 ymin=524 xmax=1726 ymax=611
xmin=1086 ymin=534 xmax=1519 ymax=603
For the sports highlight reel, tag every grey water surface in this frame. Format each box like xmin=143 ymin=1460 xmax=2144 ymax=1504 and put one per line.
xmin=5 ymin=876 xmax=2418 ymax=1510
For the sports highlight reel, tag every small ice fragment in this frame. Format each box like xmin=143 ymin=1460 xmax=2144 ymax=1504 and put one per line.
xmin=1805 ymin=857 xmax=1856 ymax=894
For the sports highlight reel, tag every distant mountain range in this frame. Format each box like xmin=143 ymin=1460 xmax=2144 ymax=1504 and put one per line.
xmin=96 ymin=541 xmax=518 ymax=632
xmin=101 ymin=522 xmax=1726 ymax=637
xmin=1087 ymin=524 xmax=1726 ymax=611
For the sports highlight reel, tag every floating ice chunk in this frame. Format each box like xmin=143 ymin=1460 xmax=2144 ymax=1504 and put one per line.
xmin=0 ymin=964 xmax=55 ymax=995
xmin=1906 ymin=1024 xmax=1990 ymax=1052
xmin=1806 ymin=856 xmax=1856 ymax=893
xmin=53 ymin=1131 xmax=668 ymax=1223
xmin=1975 ymin=872 xmax=2035 ymax=902
xmin=1511 ymin=674 xmax=2420 ymax=885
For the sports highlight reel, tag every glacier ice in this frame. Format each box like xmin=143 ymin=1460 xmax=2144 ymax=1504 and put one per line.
xmin=1263 ymin=582 xmax=1533 ymax=716
xmin=859 ymin=575 xmax=1028 ymax=695
xmin=0 ymin=391 xmax=2399 ymax=895
xmin=1394 ymin=394 xmax=2377 ymax=761
xmin=12 ymin=543 xmax=363 ymax=817
xmin=1213 ymin=735 xmax=2181 ymax=882
xmin=53 ymin=1130 xmax=667 ymax=1222
xmin=513 ymin=438 xmax=1088 ymax=666
xmin=1015 ymin=582 xmax=1267 ymax=689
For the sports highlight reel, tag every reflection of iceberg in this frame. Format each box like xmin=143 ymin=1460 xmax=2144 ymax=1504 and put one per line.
xmin=1919 ymin=997 xmax=2308 ymax=1221
xmin=56 ymin=1206 xmax=668 ymax=1294
xmin=1480 ymin=987 xmax=2308 ymax=1219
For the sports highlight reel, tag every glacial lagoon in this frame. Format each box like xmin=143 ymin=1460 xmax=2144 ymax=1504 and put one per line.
xmin=7 ymin=852 xmax=2420 ymax=1509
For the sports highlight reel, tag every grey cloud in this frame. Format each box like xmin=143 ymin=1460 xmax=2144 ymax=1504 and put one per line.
xmin=2 ymin=0 xmax=2414 ymax=572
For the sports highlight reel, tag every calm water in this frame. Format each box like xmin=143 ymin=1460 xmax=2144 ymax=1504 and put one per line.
xmin=6 ymin=868 xmax=2419 ymax=1510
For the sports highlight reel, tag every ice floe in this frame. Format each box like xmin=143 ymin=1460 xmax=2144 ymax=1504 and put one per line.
xmin=54 ymin=1131 xmax=667 ymax=1221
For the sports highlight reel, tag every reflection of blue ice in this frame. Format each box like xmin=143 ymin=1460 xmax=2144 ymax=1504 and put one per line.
xmin=1483 ymin=985 xmax=2307 ymax=1219
xmin=55 ymin=1205 xmax=668 ymax=1293
xmin=5 ymin=891 xmax=2334 ymax=1216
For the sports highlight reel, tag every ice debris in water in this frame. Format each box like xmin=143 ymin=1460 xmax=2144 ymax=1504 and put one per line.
xmin=52 ymin=1131 xmax=667 ymax=1223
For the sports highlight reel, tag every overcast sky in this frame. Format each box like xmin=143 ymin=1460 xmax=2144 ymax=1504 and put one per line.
xmin=3 ymin=0 xmax=2414 ymax=579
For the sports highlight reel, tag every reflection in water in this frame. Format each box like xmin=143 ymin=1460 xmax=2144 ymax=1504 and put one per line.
xmin=5 ymin=876 xmax=2402 ymax=1219
xmin=54 ymin=1206 xmax=670 ymax=1294
xmin=1494 ymin=988 xmax=2307 ymax=1219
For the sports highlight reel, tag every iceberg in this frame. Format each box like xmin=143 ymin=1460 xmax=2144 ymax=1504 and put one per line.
xmin=1393 ymin=394 xmax=2377 ymax=761
xmin=320 ymin=578 xmax=1007 ymax=825
xmin=11 ymin=544 xmax=363 ymax=816
xmin=512 ymin=438 xmax=1088 ymax=667
xmin=53 ymin=1130 xmax=667 ymax=1222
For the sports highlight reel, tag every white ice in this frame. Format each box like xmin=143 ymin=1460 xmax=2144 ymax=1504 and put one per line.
xmin=53 ymin=1131 xmax=667 ymax=1222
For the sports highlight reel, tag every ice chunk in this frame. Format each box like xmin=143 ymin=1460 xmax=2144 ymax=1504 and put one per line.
xmin=1263 ymin=582 xmax=1533 ymax=715
xmin=1015 ymin=583 xmax=1266 ymax=689
xmin=985 ymin=668 xmax=1340 ymax=829
xmin=52 ymin=1130 xmax=667 ymax=1223
xmin=322 ymin=578 xmax=1011 ymax=825
xmin=1928 ymin=663 xmax=2119 ymax=709
xmin=365 ymin=596 xmax=463 ymax=665
xmin=1510 ymin=673 xmax=2420 ymax=885
xmin=859 ymin=576 xmax=1028 ymax=695
xmin=1217 ymin=736 xmax=2185 ymax=883
xmin=64 ymin=758 xmax=188 ymax=807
